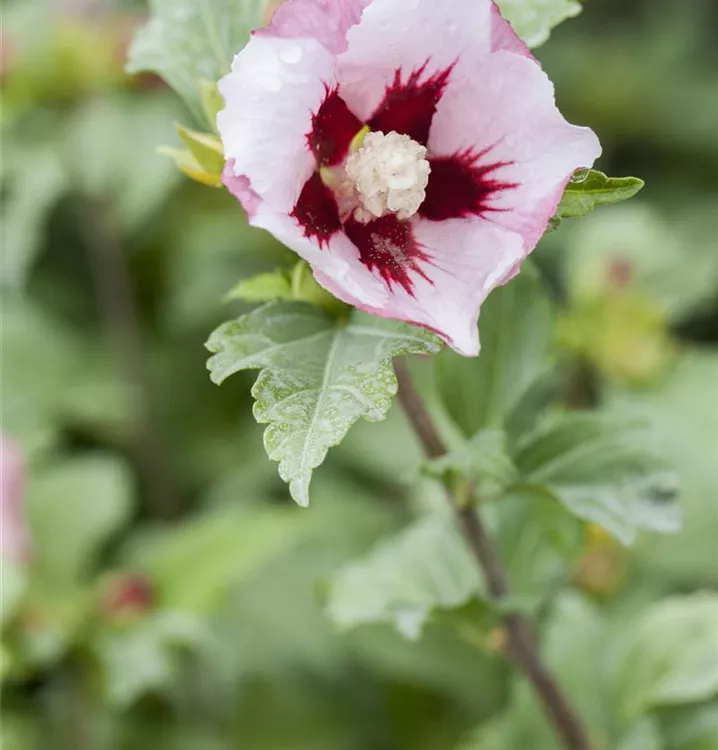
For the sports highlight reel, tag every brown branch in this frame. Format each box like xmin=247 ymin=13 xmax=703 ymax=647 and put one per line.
xmin=394 ymin=358 xmax=592 ymax=750
xmin=81 ymin=199 xmax=179 ymax=519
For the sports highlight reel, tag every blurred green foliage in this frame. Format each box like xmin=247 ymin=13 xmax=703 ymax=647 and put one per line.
xmin=1 ymin=0 xmax=717 ymax=748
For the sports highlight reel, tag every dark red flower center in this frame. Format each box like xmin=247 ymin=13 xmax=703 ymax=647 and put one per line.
xmin=344 ymin=214 xmax=431 ymax=294
xmin=292 ymin=63 xmax=516 ymax=295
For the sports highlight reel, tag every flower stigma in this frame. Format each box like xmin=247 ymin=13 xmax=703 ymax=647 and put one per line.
xmin=344 ymin=131 xmax=431 ymax=223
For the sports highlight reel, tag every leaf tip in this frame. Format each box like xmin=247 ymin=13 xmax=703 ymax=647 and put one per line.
xmin=290 ymin=476 xmax=311 ymax=508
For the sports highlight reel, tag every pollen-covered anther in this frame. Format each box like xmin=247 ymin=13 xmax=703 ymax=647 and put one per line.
xmin=344 ymin=131 xmax=431 ymax=222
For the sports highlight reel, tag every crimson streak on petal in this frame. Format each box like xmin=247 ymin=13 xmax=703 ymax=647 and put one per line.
xmin=369 ymin=62 xmax=454 ymax=146
xmin=420 ymin=148 xmax=518 ymax=221
xmin=292 ymin=172 xmax=342 ymax=246
xmin=309 ymin=88 xmax=364 ymax=167
xmin=344 ymin=214 xmax=431 ymax=294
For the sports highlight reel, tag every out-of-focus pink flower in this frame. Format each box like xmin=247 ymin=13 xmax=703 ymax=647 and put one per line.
xmin=0 ymin=36 xmax=15 ymax=79
xmin=101 ymin=572 xmax=154 ymax=621
xmin=218 ymin=0 xmax=601 ymax=355
xmin=1 ymin=435 xmax=31 ymax=565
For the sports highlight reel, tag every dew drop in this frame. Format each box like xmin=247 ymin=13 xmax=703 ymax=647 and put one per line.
xmin=571 ymin=168 xmax=590 ymax=183
xmin=279 ymin=44 xmax=303 ymax=65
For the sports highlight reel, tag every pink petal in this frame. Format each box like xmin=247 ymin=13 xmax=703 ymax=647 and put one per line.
xmin=257 ymin=0 xmax=371 ymax=55
xmin=427 ymin=50 xmax=601 ymax=250
xmin=308 ymin=215 xmax=524 ymax=356
xmin=490 ymin=2 xmax=534 ymax=58
xmin=1 ymin=434 xmax=31 ymax=564
xmin=261 ymin=190 xmax=524 ymax=355
xmin=217 ymin=35 xmax=338 ymax=215
xmin=251 ymin=202 xmax=391 ymax=311
xmin=222 ymin=162 xmax=263 ymax=218
xmin=337 ymin=0 xmax=495 ymax=123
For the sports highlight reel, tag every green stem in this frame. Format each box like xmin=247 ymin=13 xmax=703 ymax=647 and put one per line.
xmin=394 ymin=358 xmax=592 ymax=750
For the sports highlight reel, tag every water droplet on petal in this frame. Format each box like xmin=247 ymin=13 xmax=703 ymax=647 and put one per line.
xmin=571 ymin=168 xmax=590 ymax=183
xmin=279 ymin=44 xmax=303 ymax=65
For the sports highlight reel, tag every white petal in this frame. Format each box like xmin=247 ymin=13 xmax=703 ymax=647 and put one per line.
xmin=337 ymin=0 xmax=494 ymax=121
xmin=218 ymin=35 xmax=337 ymax=214
xmin=428 ymin=50 xmax=602 ymax=249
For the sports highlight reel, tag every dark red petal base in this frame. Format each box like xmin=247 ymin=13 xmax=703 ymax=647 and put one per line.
xmin=369 ymin=61 xmax=454 ymax=146
xmin=344 ymin=214 xmax=431 ymax=294
xmin=291 ymin=172 xmax=342 ymax=247
xmin=309 ymin=88 xmax=364 ymax=167
xmin=420 ymin=147 xmax=518 ymax=221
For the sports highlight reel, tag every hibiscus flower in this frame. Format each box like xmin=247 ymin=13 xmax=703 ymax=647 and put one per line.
xmin=218 ymin=0 xmax=600 ymax=355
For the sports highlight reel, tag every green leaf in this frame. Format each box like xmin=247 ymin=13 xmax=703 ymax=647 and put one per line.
xmin=0 ymin=145 xmax=68 ymax=289
xmin=495 ymin=0 xmax=582 ymax=48
xmin=515 ymin=593 xmax=614 ymax=747
xmin=614 ymin=593 xmax=718 ymax=717
xmin=96 ymin=612 xmax=209 ymax=709
xmin=460 ymin=593 xmax=614 ymax=750
xmin=206 ymin=301 xmax=441 ymax=506
xmin=224 ymin=264 xmax=349 ymax=315
xmin=489 ymin=491 xmax=583 ymax=602
xmin=326 ymin=513 xmax=480 ymax=639
xmin=1 ymin=561 xmax=26 ymax=630
xmin=563 ymin=204 xmax=718 ymax=324
xmin=289 ymin=261 xmax=350 ymax=316
xmin=1 ymin=297 xmax=133 ymax=458
xmin=616 ymin=719 xmax=664 ymax=750
xmin=26 ymin=456 xmax=134 ymax=585
xmin=555 ymin=170 xmax=645 ymax=223
xmin=326 ymin=490 xmax=580 ymax=640
xmin=225 ymin=270 xmax=294 ymax=303
xmin=157 ymin=146 xmax=223 ymax=187
xmin=606 ymin=351 xmax=718 ymax=585
xmin=0 ymin=297 xmax=74 ymax=457
xmin=437 ymin=264 xmax=554 ymax=437
xmin=661 ymin=701 xmax=718 ymax=750
xmin=65 ymin=95 xmax=183 ymax=232
xmin=126 ymin=0 xmax=265 ymax=124
xmin=422 ymin=429 xmax=516 ymax=495
xmin=199 ymin=78 xmax=224 ymax=131
xmin=514 ymin=412 xmax=680 ymax=545
xmin=128 ymin=506 xmax=301 ymax=613
xmin=175 ymin=123 xmax=224 ymax=173
xmin=457 ymin=715 xmax=517 ymax=750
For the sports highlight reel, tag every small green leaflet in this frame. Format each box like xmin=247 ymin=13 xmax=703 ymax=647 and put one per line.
xmin=513 ymin=411 xmax=680 ymax=545
xmin=225 ymin=264 xmax=350 ymax=317
xmin=126 ymin=0 xmax=265 ymax=124
xmin=554 ymin=169 xmax=645 ymax=224
xmin=326 ymin=513 xmax=480 ymax=639
xmin=495 ymin=0 xmax=582 ymax=48
xmin=224 ymin=270 xmax=294 ymax=304
xmin=206 ymin=301 xmax=441 ymax=506
xmin=422 ymin=429 xmax=517 ymax=496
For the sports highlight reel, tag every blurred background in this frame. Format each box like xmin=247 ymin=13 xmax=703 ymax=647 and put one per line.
xmin=1 ymin=0 xmax=717 ymax=748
